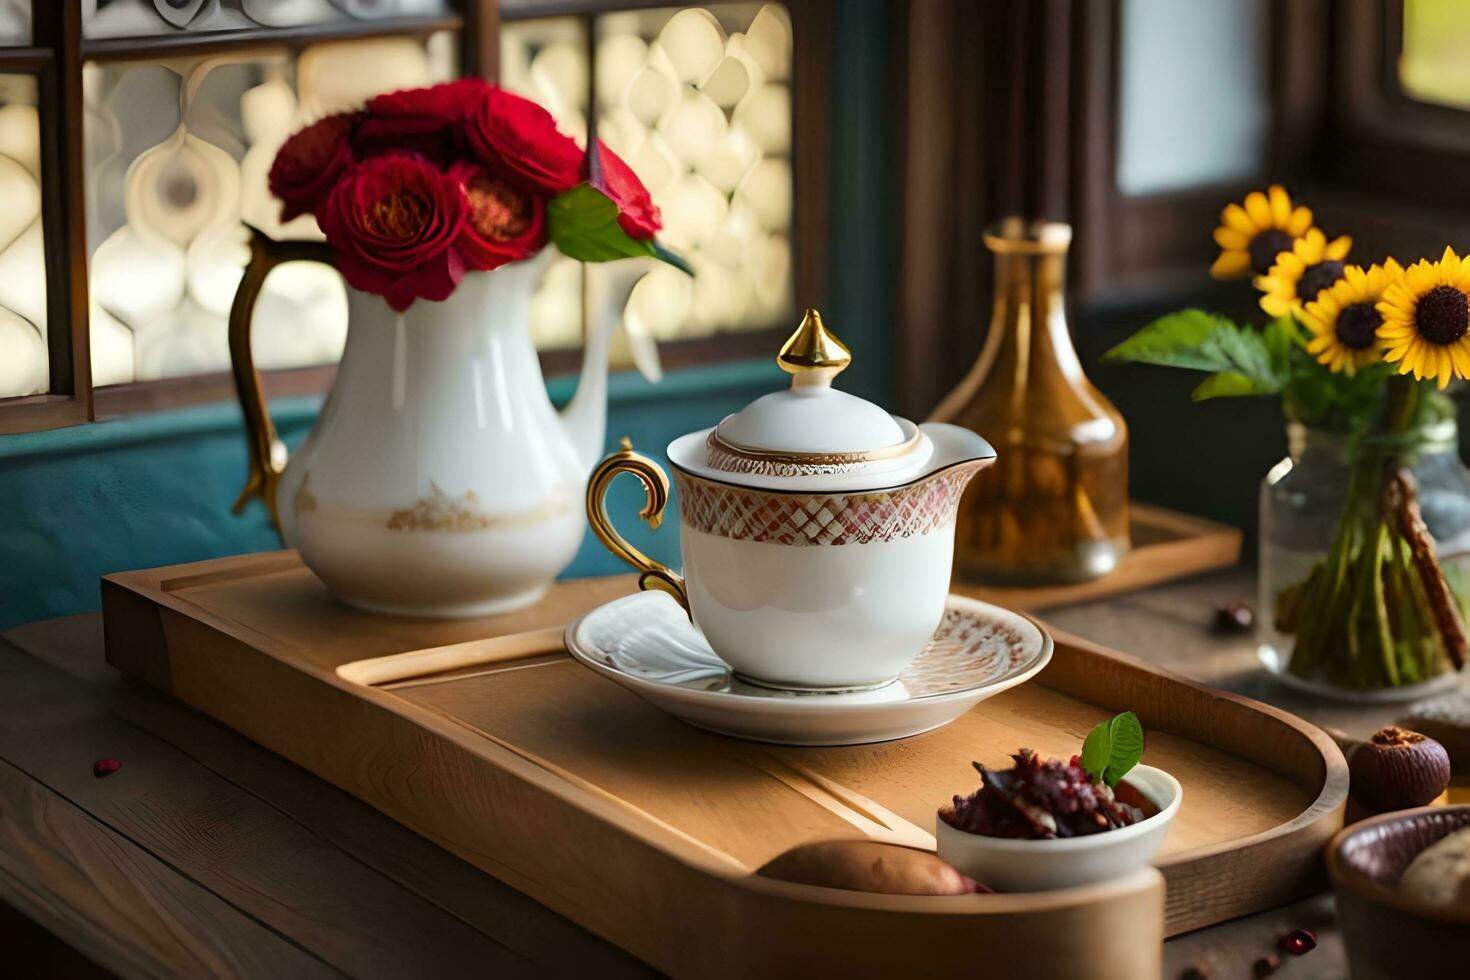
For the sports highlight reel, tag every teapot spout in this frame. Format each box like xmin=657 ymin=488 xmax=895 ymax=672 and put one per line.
xmin=918 ymin=422 xmax=997 ymax=482
xmin=560 ymin=258 xmax=657 ymax=471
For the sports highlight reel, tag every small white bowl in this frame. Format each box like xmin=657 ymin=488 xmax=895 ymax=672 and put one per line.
xmin=935 ymin=764 xmax=1182 ymax=892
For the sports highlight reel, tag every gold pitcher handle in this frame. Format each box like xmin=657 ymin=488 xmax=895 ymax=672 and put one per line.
xmin=227 ymin=226 xmax=335 ymax=530
xmin=586 ymin=437 xmax=689 ymax=611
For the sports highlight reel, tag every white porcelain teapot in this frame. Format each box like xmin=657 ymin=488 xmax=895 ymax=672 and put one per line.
xmin=588 ymin=309 xmax=997 ymax=691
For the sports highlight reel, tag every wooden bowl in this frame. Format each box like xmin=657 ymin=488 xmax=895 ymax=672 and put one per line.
xmin=1326 ymin=805 xmax=1470 ymax=979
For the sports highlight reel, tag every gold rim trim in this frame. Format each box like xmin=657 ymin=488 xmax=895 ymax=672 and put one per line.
xmin=707 ymin=428 xmax=921 ymax=467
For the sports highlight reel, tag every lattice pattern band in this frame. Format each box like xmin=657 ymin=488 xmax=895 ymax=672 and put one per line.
xmin=672 ymin=463 xmax=983 ymax=545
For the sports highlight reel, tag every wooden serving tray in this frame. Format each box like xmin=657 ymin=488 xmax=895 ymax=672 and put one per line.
xmin=102 ymin=552 xmax=1342 ymax=979
xmin=955 ymin=503 xmax=1242 ymax=611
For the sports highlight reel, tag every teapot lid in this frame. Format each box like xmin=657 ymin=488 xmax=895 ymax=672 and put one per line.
xmin=707 ymin=309 xmax=926 ymax=480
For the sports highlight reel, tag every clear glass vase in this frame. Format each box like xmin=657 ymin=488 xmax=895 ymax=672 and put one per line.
xmin=1259 ymin=419 xmax=1470 ymax=701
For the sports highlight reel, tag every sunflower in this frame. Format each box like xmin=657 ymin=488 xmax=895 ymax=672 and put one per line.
xmin=1256 ymin=228 xmax=1354 ymax=318
xmin=1378 ymin=246 xmax=1470 ymax=389
xmin=1211 ymin=185 xmax=1316 ymax=280
xmin=1298 ymin=260 xmax=1402 ymax=375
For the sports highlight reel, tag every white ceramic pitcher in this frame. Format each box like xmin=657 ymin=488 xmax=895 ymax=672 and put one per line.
xmin=229 ymin=232 xmax=641 ymax=617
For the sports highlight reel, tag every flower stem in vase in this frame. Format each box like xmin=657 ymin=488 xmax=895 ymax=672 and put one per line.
xmin=1276 ymin=375 xmax=1466 ymax=689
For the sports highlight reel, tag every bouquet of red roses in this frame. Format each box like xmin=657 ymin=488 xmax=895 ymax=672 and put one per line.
xmin=267 ymin=78 xmax=687 ymax=312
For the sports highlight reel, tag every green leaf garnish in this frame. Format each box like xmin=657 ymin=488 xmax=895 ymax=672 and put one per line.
xmin=1079 ymin=711 xmax=1145 ymax=788
xmin=546 ymin=183 xmax=691 ymax=275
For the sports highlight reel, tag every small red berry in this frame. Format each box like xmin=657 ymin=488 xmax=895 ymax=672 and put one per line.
xmin=1279 ymin=928 xmax=1317 ymax=956
xmin=1213 ymin=601 xmax=1254 ymax=633
xmin=93 ymin=758 xmax=122 ymax=778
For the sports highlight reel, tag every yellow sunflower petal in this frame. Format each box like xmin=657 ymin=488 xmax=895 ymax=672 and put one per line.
xmin=1211 ymin=251 xmax=1252 ymax=279
xmin=1451 ymin=342 xmax=1470 ymax=379
xmin=1325 ymin=236 xmax=1352 ymax=261
xmin=1268 ymin=186 xmax=1292 ymax=227
xmin=1245 ymin=191 xmax=1272 ymax=227
xmin=1275 ymin=253 xmax=1306 ymax=277
xmin=1222 ymin=203 xmax=1255 ymax=235
xmin=1306 ymin=335 xmax=1332 ymax=353
xmin=1286 ymin=206 xmax=1314 ymax=237
xmin=1260 ymin=293 xmax=1293 ymax=318
xmin=1213 ymin=227 xmax=1249 ymax=250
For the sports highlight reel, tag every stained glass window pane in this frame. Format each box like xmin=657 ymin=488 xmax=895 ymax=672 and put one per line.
xmin=84 ymin=33 xmax=457 ymax=385
xmin=1400 ymin=0 xmax=1470 ymax=110
xmin=0 ymin=1 xmax=30 ymax=45
xmin=1116 ymin=0 xmax=1269 ymax=196
xmin=85 ymin=0 xmax=451 ymax=40
xmin=503 ymin=3 xmax=795 ymax=355
xmin=0 ymin=74 xmax=47 ymax=398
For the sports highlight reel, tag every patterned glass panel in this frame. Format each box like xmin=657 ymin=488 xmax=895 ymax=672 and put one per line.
xmin=502 ymin=3 xmax=795 ymax=353
xmin=1400 ymin=0 xmax=1470 ymax=110
xmin=0 ymin=1 xmax=29 ymax=45
xmin=85 ymin=0 xmax=451 ymax=40
xmin=0 ymin=74 xmax=47 ymax=398
xmin=1116 ymin=0 xmax=1269 ymax=196
xmin=84 ymin=33 xmax=457 ymax=385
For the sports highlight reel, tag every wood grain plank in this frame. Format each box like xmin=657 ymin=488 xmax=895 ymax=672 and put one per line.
xmin=6 ymin=613 xmax=653 ymax=979
xmin=0 ymin=638 xmax=535 ymax=979
xmin=0 ymin=755 xmax=337 ymax=979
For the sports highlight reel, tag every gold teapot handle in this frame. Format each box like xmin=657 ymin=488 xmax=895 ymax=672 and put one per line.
xmin=586 ymin=438 xmax=689 ymax=611
xmin=227 ymin=226 xmax=335 ymax=530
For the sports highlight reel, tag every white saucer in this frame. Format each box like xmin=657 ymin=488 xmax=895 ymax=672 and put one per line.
xmin=564 ymin=591 xmax=1053 ymax=745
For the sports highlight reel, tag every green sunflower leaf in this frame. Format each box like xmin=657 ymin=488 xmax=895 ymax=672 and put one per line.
xmin=1108 ymin=308 xmax=1290 ymax=399
xmin=547 ymin=183 xmax=691 ymax=275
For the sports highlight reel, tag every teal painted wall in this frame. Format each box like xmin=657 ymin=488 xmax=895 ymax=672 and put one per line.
xmin=0 ymin=1 xmax=896 ymax=630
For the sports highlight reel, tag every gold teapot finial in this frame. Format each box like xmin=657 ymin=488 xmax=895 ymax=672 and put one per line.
xmin=778 ymin=308 xmax=851 ymax=387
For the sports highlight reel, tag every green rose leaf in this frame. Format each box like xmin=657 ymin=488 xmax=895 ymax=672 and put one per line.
xmin=546 ymin=183 xmax=692 ymax=275
xmin=1103 ymin=711 xmax=1145 ymax=788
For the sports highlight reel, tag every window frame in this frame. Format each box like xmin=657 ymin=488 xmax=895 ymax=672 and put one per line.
xmin=1 ymin=0 xmax=830 ymax=434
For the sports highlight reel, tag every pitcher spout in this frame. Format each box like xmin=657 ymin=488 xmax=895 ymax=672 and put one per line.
xmin=560 ymin=257 xmax=657 ymax=471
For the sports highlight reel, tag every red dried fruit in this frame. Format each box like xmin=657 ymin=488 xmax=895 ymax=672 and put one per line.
xmin=1279 ymin=928 xmax=1317 ymax=956
xmin=1213 ymin=601 xmax=1254 ymax=633
xmin=93 ymin=758 xmax=121 ymax=778
xmin=941 ymin=749 xmax=1143 ymax=840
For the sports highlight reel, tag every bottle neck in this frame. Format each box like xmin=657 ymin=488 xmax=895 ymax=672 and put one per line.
xmin=980 ymin=247 xmax=1085 ymax=383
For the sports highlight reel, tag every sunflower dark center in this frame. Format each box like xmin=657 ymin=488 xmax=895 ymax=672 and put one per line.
xmin=1248 ymin=229 xmax=1294 ymax=275
xmin=1417 ymin=284 xmax=1469 ymax=345
xmin=1297 ymin=260 xmax=1346 ymax=304
xmin=1335 ymin=303 xmax=1381 ymax=351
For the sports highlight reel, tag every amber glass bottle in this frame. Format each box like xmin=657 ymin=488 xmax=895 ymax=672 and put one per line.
xmin=932 ymin=219 xmax=1129 ymax=584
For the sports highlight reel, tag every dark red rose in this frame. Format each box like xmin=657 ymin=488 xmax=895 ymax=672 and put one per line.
xmin=269 ymin=111 xmax=360 ymax=222
xmin=368 ymin=77 xmax=490 ymax=122
xmin=448 ymin=161 xmax=546 ymax=270
xmin=467 ymin=86 xmax=583 ymax=195
xmin=355 ymin=78 xmax=491 ymax=167
xmin=597 ymin=142 xmax=661 ymax=240
xmin=319 ymin=153 xmax=470 ymax=311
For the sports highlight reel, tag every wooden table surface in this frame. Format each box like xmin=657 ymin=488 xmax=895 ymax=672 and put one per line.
xmin=1 ymin=564 xmax=1440 ymax=978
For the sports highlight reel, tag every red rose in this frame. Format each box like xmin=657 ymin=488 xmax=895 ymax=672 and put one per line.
xmin=467 ymin=86 xmax=583 ymax=195
xmin=269 ymin=111 xmax=360 ymax=222
xmin=319 ymin=153 xmax=470 ymax=311
xmin=355 ymin=78 xmax=491 ymax=167
xmin=449 ymin=161 xmax=546 ymax=270
xmin=597 ymin=143 xmax=662 ymax=240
